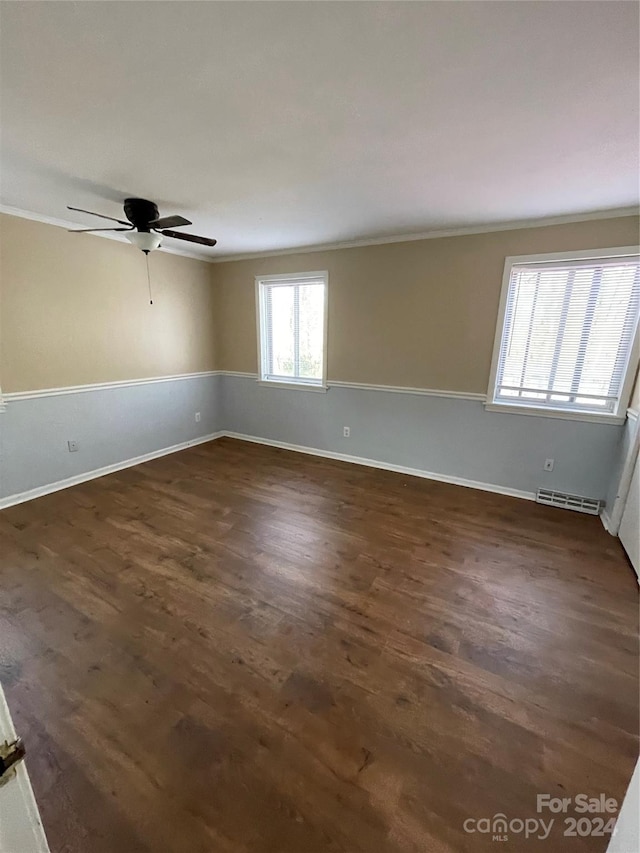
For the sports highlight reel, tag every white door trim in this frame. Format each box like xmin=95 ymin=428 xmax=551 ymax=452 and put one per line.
xmin=606 ymin=411 xmax=640 ymax=535
xmin=0 ymin=686 xmax=50 ymax=852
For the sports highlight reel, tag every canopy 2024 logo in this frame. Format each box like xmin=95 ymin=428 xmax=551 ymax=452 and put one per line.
xmin=463 ymin=794 xmax=618 ymax=842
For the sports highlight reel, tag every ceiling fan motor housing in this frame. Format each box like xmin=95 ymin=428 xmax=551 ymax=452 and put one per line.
xmin=124 ymin=198 xmax=159 ymax=231
xmin=67 ymin=198 xmax=216 ymax=247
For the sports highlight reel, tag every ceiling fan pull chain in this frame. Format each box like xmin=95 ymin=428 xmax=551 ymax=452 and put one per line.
xmin=145 ymin=252 xmax=153 ymax=305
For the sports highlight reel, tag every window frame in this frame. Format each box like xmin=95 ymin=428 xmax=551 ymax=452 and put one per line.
xmin=485 ymin=246 xmax=640 ymax=424
xmin=255 ymin=270 xmax=329 ymax=391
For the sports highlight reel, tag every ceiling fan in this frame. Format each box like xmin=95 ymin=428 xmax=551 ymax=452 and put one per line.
xmin=67 ymin=198 xmax=217 ymax=253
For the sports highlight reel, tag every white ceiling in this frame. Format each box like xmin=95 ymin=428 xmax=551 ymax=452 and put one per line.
xmin=1 ymin=1 xmax=638 ymax=260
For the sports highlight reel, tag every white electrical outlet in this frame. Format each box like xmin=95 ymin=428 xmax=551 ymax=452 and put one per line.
xmin=544 ymin=458 xmax=554 ymax=472
xmin=343 ymin=426 xmax=350 ymax=438
xmin=195 ymin=412 xmax=201 ymax=423
xmin=67 ymin=440 xmax=79 ymax=453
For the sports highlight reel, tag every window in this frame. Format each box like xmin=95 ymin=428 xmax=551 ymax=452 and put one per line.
xmin=487 ymin=248 xmax=640 ymax=421
xmin=256 ymin=272 xmax=328 ymax=388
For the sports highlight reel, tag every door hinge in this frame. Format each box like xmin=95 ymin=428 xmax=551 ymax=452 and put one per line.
xmin=0 ymin=737 xmax=26 ymax=787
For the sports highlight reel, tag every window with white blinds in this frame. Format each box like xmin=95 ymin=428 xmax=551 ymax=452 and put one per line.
xmin=257 ymin=272 xmax=327 ymax=386
xmin=489 ymin=250 xmax=640 ymax=418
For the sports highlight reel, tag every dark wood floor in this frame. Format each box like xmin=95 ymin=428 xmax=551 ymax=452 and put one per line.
xmin=0 ymin=437 xmax=637 ymax=853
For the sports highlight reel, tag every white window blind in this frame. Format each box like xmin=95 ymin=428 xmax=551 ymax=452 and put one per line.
xmin=492 ymin=255 xmax=640 ymax=416
xmin=258 ymin=273 xmax=327 ymax=386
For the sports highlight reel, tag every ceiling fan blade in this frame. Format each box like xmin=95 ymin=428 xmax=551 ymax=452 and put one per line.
xmin=67 ymin=205 xmax=130 ymax=225
xmin=149 ymin=215 xmax=192 ymax=229
xmin=68 ymin=227 xmax=133 ymax=233
xmin=160 ymin=229 xmax=217 ymax=247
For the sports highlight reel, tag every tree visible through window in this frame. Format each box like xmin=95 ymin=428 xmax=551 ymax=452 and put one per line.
xmin=489 ymin=251 xmax=640 ymax=418
xmin=257 ymin=273 xmax=327 ymax=386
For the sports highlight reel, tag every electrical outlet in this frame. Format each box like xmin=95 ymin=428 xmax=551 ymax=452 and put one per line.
xmin=195 ymin=412 xmax=201 ymax=423
xmin=343 ymin=426 xmax=350 ymax=438
xmin=67 ymin=440 xmax=79 ymax=453
xmin=544 ymin=458 xmax=554 ymax=472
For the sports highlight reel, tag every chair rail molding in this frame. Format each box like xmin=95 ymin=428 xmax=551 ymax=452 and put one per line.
xmin=2 ymin=371 xmax=221 ymax=403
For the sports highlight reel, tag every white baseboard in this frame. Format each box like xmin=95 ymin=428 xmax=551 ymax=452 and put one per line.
xmin=600 ymin=508 xmax=615 ymax=535
xmin=0 ymin=432 xmax=224 ymax=510
xmin=0 ymin=427 xmax=553 ymax=512
xmin=222 ymin=431 xmax=536 ymax=501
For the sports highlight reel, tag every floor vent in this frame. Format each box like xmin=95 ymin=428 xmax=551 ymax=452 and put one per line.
xmin=536 ymin=489 xmax=602 ymax=515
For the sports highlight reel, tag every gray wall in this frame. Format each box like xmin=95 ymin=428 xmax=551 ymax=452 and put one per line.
xmin=0 ymin=374 xmax=221 ymax=503
xmin=221 ymin=374 xmax=621 ymax=500
xmin=0 ymin=371 xmax=623 ymax=507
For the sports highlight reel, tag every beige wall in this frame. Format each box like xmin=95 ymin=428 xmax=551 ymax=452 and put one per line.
xmin=2 ymin=213 xmax=638 ymax=397
xmin=0 ymin=214 xmax=218 ymax=392
xmin=214 ymin=215 xmax=640 ymax=394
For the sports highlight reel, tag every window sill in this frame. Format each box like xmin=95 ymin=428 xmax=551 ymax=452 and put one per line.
xmin=484 ymin=402 xmax=625 ymax=425
xmin=257 ymin=379 xmax=328 ymax=393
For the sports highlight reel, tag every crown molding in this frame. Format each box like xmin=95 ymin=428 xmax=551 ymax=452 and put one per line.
xmin=210 ymin=206 xmax=639 ymax=263
xmin=0 ymin=204 xmax=212 ymax=263
xmin=2 ymin=202 xmax=637 ymax=265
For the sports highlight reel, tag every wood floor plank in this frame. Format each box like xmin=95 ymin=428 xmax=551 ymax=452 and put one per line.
xmin=0 ymin=436 xmax=637 ymax=852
